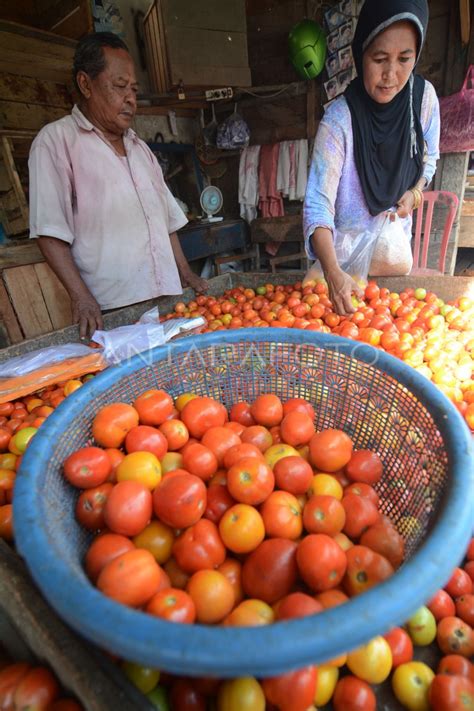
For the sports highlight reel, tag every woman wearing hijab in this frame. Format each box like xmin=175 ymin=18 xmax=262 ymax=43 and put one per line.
xmin=303 ymin=0 xmax=440 ymax=314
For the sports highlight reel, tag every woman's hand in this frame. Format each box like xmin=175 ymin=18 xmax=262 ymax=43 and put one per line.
xmin=395 ymin=190 xmax=416 ymax=219
xmin=325 ymin=267 xmax=364 ymax=316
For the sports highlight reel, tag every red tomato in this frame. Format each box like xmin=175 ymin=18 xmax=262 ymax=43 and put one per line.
xmin=303 ymin=495 xmax=346 ymax=536
xmin=280 ymin=411 xmax=315 ymax=447
xmin=229 ymin=401 xmax=256 ymax=426
xmin=169 ymin=679 xmax=207 ymax=711
xmin=437 ymin=616 xmax=474 ymax=657
xmin=97 ymin=549 xmax=163 ymax=607
xmin=427 ymin=589 xmax=456 ymax=621
xmin=344 ymin=545 xmax=394 ymax=596
xmin=159 ymin=419 xmax=189 ymax=451
xmin=437 ymin=655 xmax=474 ymax=682
xmin=467 ymin=538 xmax=474 ymax=561
xmin=342 ymin=493 xmax=380 ymax=539
xmin=104 ymin=480 xmax=152 ymax=537
xmin=223 ymin=443 xmax=264 ymax=469
xmin=201 ymin=426 xmax=241 ymax=466
xmin=63 ymin=447 xmax=111 ymax=489
xmin=182 ymin=443 xmax=218 ymax=481
xmin=48 ymin=700 xmax=83 ymax=711
xmin=124 ymin=425 xmax=168 ymax=458
xmin=242 ymin=538 xmax=298 ymax=604
xmin=180 ymin=397 xmax=227 ymax=438
xmin=0 ymin=503 xmax=13 ymax=541
xmin=309 ymin=429 xmax=353 ymax=472
xmin=465 ymin=561 xmax=474 ymax=584
xmin=273 ymin=456 xmax=313 ymax=495
xmin=203 ymin=484 xmax=235 ymax=524
xmin=250 ymin=394 xmax=283 ymax=427
xmin=260 ymin=490 xmax=303 ymax=540
xmin=13 ymin=667 xmax=59 ymax=711
xmin=429 ymin=674 xmax=474 ymax=711
xmin=445 ymin=568 xmax=473 ymax=597
xmin=240 ymin=425 xmax=273 ymax=452
xmin=75 ymin=483 xmax=113 ymax=530
xmin=0 ymin=663 xmax=31 ymax=710
xmin=226 ymin=457 xmax=275 ymax=505
xmin=92 ymin=403 xmax=139 ymax=448
xmin=262 ymin=666 xmax=317 ymax=711
xmin=343 ymin=482 xmax=380 ymax=507
xmin=282 ymin=398 xmax=315 ymax=420
xmin=455 ymin=594 xmax=474 ymax=626
xmin=383 ymin=627 xmax=414 ymax=667
xmin=85 ymin=533 xmax=135 ymax=582
xmin=153 ymin=472 xmax=207 ymax=529
xmin=172 ymin=518 xmax=226 ymax=573
xmin=360 ymin=520 xmax=405 ymax=569
xmin=276 ymin=592 xmax=323 ymax=620
xmin=146 ymin=587 xmax=196 ymax=624
xmin=133 ymin=389 xmax=174 ymax=426
xmin=333 ymin=675 xmax=376 ymax=711
xmin=345 ymin=450 xmax=383 ymax=485
xmin=296 ymin=533 xmax=347 ymax=592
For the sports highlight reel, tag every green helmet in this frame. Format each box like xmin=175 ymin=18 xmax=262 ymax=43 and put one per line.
xmin=288 ymin=19 xmax=327 ymax=80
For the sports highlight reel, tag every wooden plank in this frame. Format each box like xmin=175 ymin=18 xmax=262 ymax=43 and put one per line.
xmin=0 ymin=73 xmax=72 ymax=109
xmin=0 ymin=24 xmax=76 ymax=60
xmin=459 ymin=215 xmax=474 ymax=248
xmin=1 ymin=138 xmax=28 ymax=220
xmin=170 ymin=64 xmax=252 ymax=88
xmin=166 ymin=27 xmax=249 ymax=69
xmin=38 ymin=0 xmax=93 ymax=39
xmin=0 ymin=242 xmax=44 ymax=269
xmin=3 ymin=265 xmax=53 ymax=338
xmin=0 ymin=58 xmax=72 ymax=84
xmin=162 ymin=0 xmax=247 ymax=32
xmin=460 ymin=0 xmax=471 ymax=45
xmin=0 ymin=101 xmax=68 ymax=130
xmin=0 ymin=280 xmax=23 ymax=344
xmin=33 ymin=262 xmax=73 ymax=330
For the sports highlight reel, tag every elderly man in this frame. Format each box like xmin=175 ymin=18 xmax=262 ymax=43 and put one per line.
xmin=29 ymin=32 xmax=207 ymax=338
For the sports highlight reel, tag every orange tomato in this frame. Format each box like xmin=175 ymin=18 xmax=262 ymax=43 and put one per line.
xmin=219 ymin=503 xmax=265 ymax=554
xmin=186 ymin=569 xmax=235 ymax=623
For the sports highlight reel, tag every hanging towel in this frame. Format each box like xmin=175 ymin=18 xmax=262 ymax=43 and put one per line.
xmin=258 ymin=144 xmax=284 ymax=219
xmin=288 ymin=141 xmax=297 ymax=200
xmin=277 ymin=141 xmax=291 ymax=196
xmin=295 ymin=139 xmax=309 ymax=201
xmin=239 ymin=145 xmax=261 ymax=223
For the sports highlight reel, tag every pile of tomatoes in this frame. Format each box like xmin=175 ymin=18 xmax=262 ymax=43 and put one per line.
xmin=60 ymin=388 xmax=473 ymax=711
xmin=161 ymin=281 xmax=474 ymax=432
xmin=0 ymin=661 xmax=83 ymax=711
xmin=0 ymin=375 xmax=94 ymax=541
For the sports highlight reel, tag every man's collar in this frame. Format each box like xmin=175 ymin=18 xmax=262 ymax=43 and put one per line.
xmin=71 ymin=104 xmax=138 ymax=141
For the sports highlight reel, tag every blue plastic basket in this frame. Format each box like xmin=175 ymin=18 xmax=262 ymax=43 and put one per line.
xmin=14 ymin=330 xmax=474 ymax=678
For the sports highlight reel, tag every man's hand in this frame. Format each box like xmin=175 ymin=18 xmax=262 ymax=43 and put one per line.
xmin=326 ymin=267 xmax=364 ymax=316
xmin=71 ymin=293 xmax=104 ymax=340
xmin=180 ymin=270 xmax=209 ymax=294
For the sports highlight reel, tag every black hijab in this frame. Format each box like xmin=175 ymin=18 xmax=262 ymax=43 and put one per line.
xmin=345 ymin=0 xmax=429 ymax=216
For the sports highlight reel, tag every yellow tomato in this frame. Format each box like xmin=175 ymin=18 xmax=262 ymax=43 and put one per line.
xmin=133 ymin=520 xmax=174 ymax=564
xmin=333 ymin=531 xmax=354 ymax=551
xmin=224 ymin=599 xmax=274 ymax=627
xmin=217 ymin=677 xmax=266 ymax=711
xmin=63 ymin=379 xmax=83 ymax=396
xmin=264 ymin=443 xmax=300 ymax=469
xmin=116 ymin=451 xmax=161 ymax=490
xmin=25 ymin=398 xmax=43 ymax=413
xmin=9 ymin=427 xmax=37 ymax=455
xmin=391 ymin=661 xmax=434 ymax=711
xmin=308 ymin=473 xmax=343 ymax=500
xmin=405 ymin=606 xmax=437 ymax=646
xmin=0 ymin=453 xmax=17 ymax=470
xmin=346 ymin=636 xmax=392 ymax=684
xmin=314 ymin=665 xmax=339 ymax=706
xmin=174 ymin=392 xmax=198 ymax=412
xmin=161 ymin=452 xmax=183 ymax=473
xmin=122 ymin=661 xmax=160 ymax=694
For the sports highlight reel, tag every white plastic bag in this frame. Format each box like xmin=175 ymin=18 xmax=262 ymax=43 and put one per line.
xmin=92 ymin=324 xmax=166 ymax=365
xmin=370 ymin=214 xmax=413 ymax=276
xmin=304 ymin=215 xmax=385 ymax=285
xmin=0 ymin=344 xmax=96 ymax=378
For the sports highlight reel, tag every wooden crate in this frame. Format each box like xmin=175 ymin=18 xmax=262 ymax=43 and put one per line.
xmin=143 ymin=0 xmax=251 ymax=94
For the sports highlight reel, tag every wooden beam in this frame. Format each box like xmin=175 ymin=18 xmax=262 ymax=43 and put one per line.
xmin=0 ymin=280 xmax=23 ymax=343
xmin=33 ymin=262 xmax=73 ymax=330
xmin=460 ymin=0 xmax=471 ymax=46
xmin=0 ymin=100 xmax=68 ymax=130
xmin=0 ymin=242 xmax=44 ymax=270
xmin=0 ymin=73 xmax=72 ymax=109
xmin=3 ymin=265 xmax=53 ymax=338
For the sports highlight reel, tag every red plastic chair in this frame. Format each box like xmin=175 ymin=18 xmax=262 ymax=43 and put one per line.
xmin=411 ymin=190 xmax=459 ymax=275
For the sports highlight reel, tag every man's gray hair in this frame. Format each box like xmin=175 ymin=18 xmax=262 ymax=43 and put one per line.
xmin=73 ymin=32 xmax=130 ymax=91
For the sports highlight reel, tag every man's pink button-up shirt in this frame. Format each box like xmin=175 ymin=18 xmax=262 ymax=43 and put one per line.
xmin=29 ymin=105 xmax=187 ymax=310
